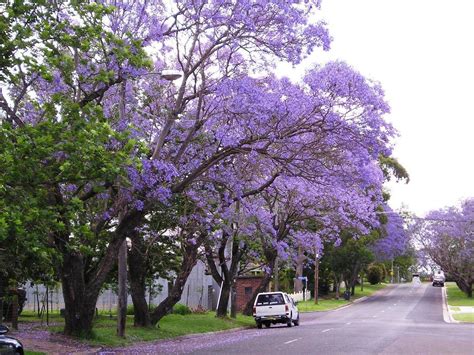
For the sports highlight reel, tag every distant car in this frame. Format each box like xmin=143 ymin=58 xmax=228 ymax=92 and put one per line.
xmin=253 ymin=292 xmax=300 ymax=328
xmin=0 ymin=324 xmax=24 ymax=355
xmin=412 ymin=273 xmax=421 ymax=284
xmin=432 ymin=271 xmax=445 ymax=287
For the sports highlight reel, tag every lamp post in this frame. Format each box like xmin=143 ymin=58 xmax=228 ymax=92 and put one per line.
xmin=314 ymin=252 xmax=319 ymax=305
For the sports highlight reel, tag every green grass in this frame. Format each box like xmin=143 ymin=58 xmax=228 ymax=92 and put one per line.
xmin=298 ymin=283 xmax=387 ymax=312
xmin=25 ymin=352 xmax=47 ymax=355
xmin=453 ymin=313 xmax=474 ymax=322
xmin=86 ymin=313 xmax=254 ymax=347
xmin=446 ymin=282 xmax=474 ymax=307
xmin=19 ymin=311 xmax=254 ymax=347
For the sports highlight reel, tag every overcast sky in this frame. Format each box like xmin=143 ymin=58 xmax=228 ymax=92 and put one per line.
xmin=278 ymin=0 xmax=474 ymax=216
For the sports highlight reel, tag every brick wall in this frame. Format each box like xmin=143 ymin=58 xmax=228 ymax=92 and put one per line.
xmin=235 ymin=276 xmax=265 ymax=311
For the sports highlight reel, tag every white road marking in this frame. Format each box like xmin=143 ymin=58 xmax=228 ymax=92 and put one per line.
xmin=381 ymin=310 xmax=385 ymax=313
xmin=322 ymin=328 xmax=332 ymax=333
xmin=346 ymin=322 xmax=352 ymax=325
xmin=284 ymin=338 xmax=300 ymax=345
xmin=373 ymin=315 xmax=377 ymax=318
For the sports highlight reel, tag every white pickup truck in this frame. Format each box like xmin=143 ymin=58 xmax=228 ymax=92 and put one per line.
xmin=253 ymin=291 xmax=300 ymax=328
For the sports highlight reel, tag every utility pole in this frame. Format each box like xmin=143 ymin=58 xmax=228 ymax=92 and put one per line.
xmin=117 ymin=238 xmax=128 ymax=337
xmin=314 ymin=251 xmax=319 ymax=304
xmin=117 ymin=81 xmax=127 ymax=338
xmin=391 ymin=259 xmax=394 ymax=284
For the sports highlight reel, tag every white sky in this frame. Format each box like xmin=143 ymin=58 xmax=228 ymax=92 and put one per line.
xmin=278 ymin=0 xmax=474 ymax=216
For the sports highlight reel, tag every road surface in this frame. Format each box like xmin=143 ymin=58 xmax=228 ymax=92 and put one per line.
xmin=134 ymin=283 xmax=473 ymax=355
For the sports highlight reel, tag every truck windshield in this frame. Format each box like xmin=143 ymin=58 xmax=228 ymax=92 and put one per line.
xmin=256 ymin=293 xmax=285 ymax=305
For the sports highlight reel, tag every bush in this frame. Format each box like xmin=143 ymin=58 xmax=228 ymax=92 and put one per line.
xmin=172 ymin=303 xmax=192 ymax=315
xmin=126 ymin=304 xmax=156 ymax=315
xmin=367 ymin=265 xmax=383 ymax=285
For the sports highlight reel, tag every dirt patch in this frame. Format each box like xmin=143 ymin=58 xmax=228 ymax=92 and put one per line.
xmin=9 ymin=322 xmax=101 ymax=354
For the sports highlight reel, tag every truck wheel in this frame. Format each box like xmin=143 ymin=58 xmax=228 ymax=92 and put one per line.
xmin=287 ymin=314 xmax=293 ymax=327
xmin=257 ymin=322 xmax=262 ymax=329
xmin=294 ymin=315 xmax=300 ymax=326
xmin=264 ymin=322 xmax=271 ymax=328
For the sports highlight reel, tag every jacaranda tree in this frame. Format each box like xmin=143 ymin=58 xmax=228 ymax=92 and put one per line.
xmin=0 ymin=0 xmax=403 ymax=336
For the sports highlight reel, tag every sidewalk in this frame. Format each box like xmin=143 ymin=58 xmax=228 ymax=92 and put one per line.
xmin=448 ymin=306 xmax=474 ymax=314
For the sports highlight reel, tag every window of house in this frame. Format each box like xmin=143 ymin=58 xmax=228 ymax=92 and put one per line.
xmin=244 ymin=287 xmax=252 ymax=296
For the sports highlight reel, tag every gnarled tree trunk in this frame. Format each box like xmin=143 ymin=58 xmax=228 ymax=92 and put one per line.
xmin=205 ymin=231 xmax=245 ymax=318
xmin=150 ymin=238 xmax=202 ymax=325
xmin=61 ymin=252 xmax=99 ymax=337
xmin=58 ymin=209 xmax=144 ymax=336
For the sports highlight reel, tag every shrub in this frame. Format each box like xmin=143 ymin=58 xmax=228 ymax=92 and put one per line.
xmin=172 ymin=303 xmax=192 ymax=315
xmin=126 ymin=304 xmax=156 ymax=316
xmin=367 ymin=265 xmax=383 ymax=285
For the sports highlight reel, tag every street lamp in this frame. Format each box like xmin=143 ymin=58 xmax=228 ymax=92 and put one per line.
xmin=160 ymin=69 xmax=182 ymax=81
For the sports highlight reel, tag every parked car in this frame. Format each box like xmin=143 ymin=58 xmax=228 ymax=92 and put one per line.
xmin=432 ymin=271 xmax=445 ymax=287
xmin=0 ymin=324 xmax=24 ymax=355
xmin=252 ymin=292 xmax=299 ymax=328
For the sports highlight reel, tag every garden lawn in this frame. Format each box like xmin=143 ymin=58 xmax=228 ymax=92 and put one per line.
xmin=19 ymin=312 xmax=254 ymax=347
xmin=298 ymin=283 xmax=387 ymax=312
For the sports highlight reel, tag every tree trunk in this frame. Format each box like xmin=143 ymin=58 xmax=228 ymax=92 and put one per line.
xmin=230 ymin=283 xmax=237 ymax=318
xmin=0 ymin=276 xmax=4 ymax=322
xmin=216 ymin=280 xmax=231 ymax=318
xmin=204 ymin=230 xmax=245 ymax=318
xmin=59 ymin=210 xmax=144 ymax=336
xmin=61 ymin=252 xmax=98 ymax=337
xmin=128 ymin=232 xmax=151 ymax=327
xmin=150 ymin=240 xmax=200 ymax=325
xmin=11 ymin=292 xmax=18 ymax=330
xmin=456 ymin=279 xmax=473 ymax=298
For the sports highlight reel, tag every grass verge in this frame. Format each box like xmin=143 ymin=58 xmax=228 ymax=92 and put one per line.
xmin=452 ymin=313 xmax=474 ymax=322
xmin=445 ymin=282 xmax=474 ymax=307
xmin=446 ymin=282 xmax=474 ymax=323
xmin=298 ymin=283 xmax=387 ymax=312
xmin=19 ymin=311 xmax=254 ymax=347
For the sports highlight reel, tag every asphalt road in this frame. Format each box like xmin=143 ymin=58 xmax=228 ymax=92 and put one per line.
xmin=184 ymin=283 xmax=473 ymax=355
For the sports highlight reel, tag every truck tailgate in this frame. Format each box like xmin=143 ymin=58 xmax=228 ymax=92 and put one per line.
xmin=256 ymin=304 xmax=286 ymax=317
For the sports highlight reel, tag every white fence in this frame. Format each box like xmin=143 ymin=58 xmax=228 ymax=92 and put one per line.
xmin=288 ymin=290 xmax=311 ymax=302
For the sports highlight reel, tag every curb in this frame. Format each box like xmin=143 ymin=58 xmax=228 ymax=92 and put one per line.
xmin=442 ymin=286 xmax=459 ymax=324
